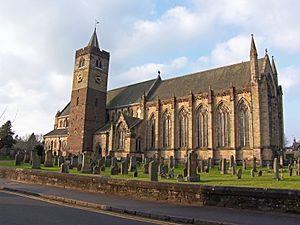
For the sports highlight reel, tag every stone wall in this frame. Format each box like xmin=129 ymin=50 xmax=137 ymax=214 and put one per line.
xmin=0 ymin=167 xmax=299 ymax=213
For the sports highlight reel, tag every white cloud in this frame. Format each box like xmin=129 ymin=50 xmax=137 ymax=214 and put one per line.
xmin=279 ymin=66 xmax=300 ymax=92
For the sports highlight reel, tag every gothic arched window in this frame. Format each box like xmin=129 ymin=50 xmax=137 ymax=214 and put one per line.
xmin=216 ymin=103 xmax=230 ymax=147
xmin=149 ymin=115 xmax=155 ymax=149
xmin=162 ymin=112 xmax=171 ymax=148
xmin=179 ymin=109 xmax=188 ymax=148
xmin=238 ymin=101 xmax=250 ymax=147
xmin=116 ymin=122 xmax=125 ymax=150
xmin=196 ymin=106 xmax=208 ymax=148
xmin=79 ymin=57 xmax=85 ymax=68
xmin=96 ymin=59 xmax=102 ymax=69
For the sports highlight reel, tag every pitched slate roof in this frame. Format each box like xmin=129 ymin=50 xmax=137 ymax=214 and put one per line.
xmin=122 ymin=113 xmax=142 ymax=129
xmin=44 ymin=128 xmax=68 ymax=137
xmin=148 ymin=59 xmax=264 ymax=100
xmin=106 ymin=78 xmax=156 ymax=108
xmin=56 ymin=58 xmax=265 ymax=117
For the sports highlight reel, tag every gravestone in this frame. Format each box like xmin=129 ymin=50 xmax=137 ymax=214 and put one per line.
xmin=44 ymin=150 xmax=53 ymax=167
xmin=58 ymin=156 xmax=64 ymax=167
xmin=133 ymin=170 xmax=138 ymax=177
xmin=243 ymin=159 xmax=247 ymax=170
xmin=197 ymin=160 xmax=205 ymax=173
xmin=221 ymin=158 xmax=227 ymax=175
xmin=169 ymin=156 xmax=174 ymax=169
xmin=81 ymin=151 xmax=92 ymax=173
xmin=177 ymin=174 xmax=184 ymax=182
xmin=143 ymin=162 xmax=149 ymax=174
xmin=229 ymin=155 xmax=234 ymax=167
xmin=208 ymin=157 xmax=212 ymax=169
xmin=93 ymin=166 xmax=100 ymax=175
xmin=121 ymin=161 xmax=128 ymax=175
xmin=129 ymin=155 xmax=136 ymax=172
xmin=280 ymin=155 xmax=284 ymax=169
xmin=251 ymin=169 xmax=255 ymax=177
xmin=32 ymin=151 xmax=41 ymax=169
xmin=267 ymin=161 xmax=270 ymax=170
xmin=100 ymin=165 xmax=105 ymax=172
xmin=186 ymin=150 xmax=200 ymax=182
xmin=204 ymin=165 xmax=209 ymax=173
xmin=77 ymin=164 xmax=82 ymax=171
xmin=274 ymin=158 xmax=280 ymax=181
xmin=289 ymin=165 xmax=293 ymax=177
xmin=105 ymin=155 xmax=111 ymax=167
xmin=257 ymin=170 xmax=263 ymax=176
xmin=149 ymin=160 xmax=158 ymax=181
xmin=294 ymin=160 xmax=298 ymax=176
xmin=111 ymin=166 xmax=119 ymax=175
xmin=183 ymin=162 xmax=188 ymax=177
xmin=218 ymin=160 xmax=222 ymax=171
xmin=60 ymin=162 xmax=69 ymax=173
xmin=15 ymin=152 xmax=22 ymax=166
xmin=252 ymin=157 xmax=257 ymax=172
xmin=71 ymin=155 xmax=78 ymax=168
xmin=54 ymin=156 xmax=58 ymax=166
xmin=78 ymin=154 xmax=83 ymax=165
xmin=111 ymin=157 xmax=118 ymax=167
xmin=98 ymin=157 xmax=105 ymax=168
xmin=230 ymin=166 xmax=235 ymax=175
xmin=237 ymin=168 xmax=242 ymax=179
xmin=168 ymin=168 xmax=175 ymax=179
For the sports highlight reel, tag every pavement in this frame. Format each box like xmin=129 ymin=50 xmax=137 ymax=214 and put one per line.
xmin=0 ymin=178 xmax=299 ymax=225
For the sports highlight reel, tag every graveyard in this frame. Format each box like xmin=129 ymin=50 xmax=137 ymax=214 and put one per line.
xmin=0 ymin=155 xmax=299 ymax=190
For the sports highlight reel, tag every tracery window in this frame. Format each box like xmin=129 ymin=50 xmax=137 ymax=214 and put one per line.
xmin=179 ymin=109 xmax=188 ymax=148
xmin=116 ymin=122 xmax=126 ymax=150
xmin=238 ymin=101 xmax=250 ymax=147
xmin=162 ymin=112 xmax=171 ymax=148
xmin=196 ymin=106 xmax=208 ymax=147
xmin=95 ymin=59 xmax=102 ymax=69
xmin=149 ymin=115 xmax=155 ymax=149
xmin=216 ymin=103 xmax=230 ymax=147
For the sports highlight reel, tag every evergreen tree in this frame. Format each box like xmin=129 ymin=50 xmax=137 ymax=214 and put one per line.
xmin=0 ymin=120 xmax=16 ymax=148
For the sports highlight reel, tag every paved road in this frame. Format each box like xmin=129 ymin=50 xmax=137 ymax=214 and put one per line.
xmin=1 ymin=178 xmax=300 ymax=225
xmin=0 ymin=191 xmax=167 ymax=225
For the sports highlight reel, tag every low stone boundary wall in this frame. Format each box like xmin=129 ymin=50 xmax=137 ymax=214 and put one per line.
xmin=0 ymin=167 xmax=299 ymax=213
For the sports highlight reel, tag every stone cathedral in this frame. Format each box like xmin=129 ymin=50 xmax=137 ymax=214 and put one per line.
xmin=44 ymin=29 xmax=284 ymax=164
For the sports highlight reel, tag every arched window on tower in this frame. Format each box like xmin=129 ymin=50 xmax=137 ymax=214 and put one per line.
xmin=162 ymin=112 xmax=171 ymax=148
xmin=116 ymin=122 xmax=125 ymax=150
xmin=196 ymin=106 xmax=208 ymax=148
xmin=216 ymin=103 xmax=230 ymax=147
xmin=96 ymin=59 xmax=102 ymax=69
xmin=149 ymin=115 xmax=155 ymax=149
xmin=179 ymin=109 xmax=188 ymax=148
xmin=238 ymin=101 xmax=250 ymax=147
xmin=76 ymin=97 xmax=79 ymax=106
xmin=79 ymin=57 xmax=85 ymax=68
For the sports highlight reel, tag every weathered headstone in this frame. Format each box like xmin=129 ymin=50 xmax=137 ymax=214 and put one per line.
xmin=204 ymin=165 xmax=209 ymax=173
xmin=177 ymin=174 xmax=184 ymax=182
xmin=218 ymin=160 xmax=222 ymax=171
xmin=111 ymin=157 xmax=118 ymax=167
xmin=111 ymin=166 xmax=119 ymax=175
xmin=168 ymin=168 xmax=175 ymax=179
xmin=208 ymin=157 xmax=212 ymax=169
xmin=252 ymin=157 xmax=257 ymax=172
xmin=60 ymin=162 xmax=69 ymax=173
xmin=98 ymin=157 xmax=105 ymax=168
xmin=243 ymin=159 xmax=247 ymax=170
xmin=77 ymin=164 xmax=82 ymax=171
xmin=54 ymin=156 xmax=58 ymax=166
xmin=71 ymin=155 xmax=78 ymax=168
xmin=93 ymin=166 xmax=100 ymax=174
xmin=169 ymin=156 xmax=174 ymax=169
xmin=221 ymin=158 xmax=227 ymax=175
xmin=133 ymin=170 xmax=138 ymax=177
xmin=15 ymin=152 xmax=22 ymax=166
xmin=257 ymin=170 xmax=263 ymax=177
xmin=32 ymin=151 xmax=41 ymax=169
xmin=229 ymin=155 xmax=234 ymax=168
xmin=105 ymin=155 xmax=111 ymax=167
xmin=274 ymin=158 xmax=280 ymax=181
xmin=100 ymin=165 xmax=105 ymax=172
xmin=81 ymin=151 xmax=92 ymax=173
xmin=289 ymin=165 xmax=293 ymax=177
xmin=197 ymin=160 xmax=205 ymax=173
xmin=267 ymin=161 xmax=270 ymax=170
xmin=44 ymin=150 xmax=53 ymax=167
xmin=251 ymin=169 xmax=255 ymax=177
xmin=186 ymin=150 xmax=200 ymax=182
xmin=129 ymin=155 xmax=136 ymax=172
xmin=297 ymin=158 xmax=300 ymax=176
xmin=149 ymin=160 xmax=158 ymax=181
xmin=78 ymin=154 xmax=83 ymax=165
xmin=143 ymin=162 xmax=149 ymax=174
xmin=236 ymin=168 xmax=242 ymax=179
xmin=121 ymin=161 xmax=128 ymax=175
xmin=280 ymin=155 xmax=284 ymax=169
xmin=183 ymin=161 xmax=188 ymax=177
xmin=58 ymin=156 xmax=64 ymax=167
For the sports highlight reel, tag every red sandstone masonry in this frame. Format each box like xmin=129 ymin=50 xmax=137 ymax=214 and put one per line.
xmin=0 ymin=167 xmax=299 ymax=213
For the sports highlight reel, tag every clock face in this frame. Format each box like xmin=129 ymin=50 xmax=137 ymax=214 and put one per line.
xmin=95 ymin=75 xmax=102 ymax=84
xmin=77 ymin=73 xmax=83 ymax=83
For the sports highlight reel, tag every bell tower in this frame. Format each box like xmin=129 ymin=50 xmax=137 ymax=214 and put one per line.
xmin=68 ymin=28 xmax=110 ymax=155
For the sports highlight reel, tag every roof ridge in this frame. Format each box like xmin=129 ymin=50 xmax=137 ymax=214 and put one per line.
xmin=108 ymin=78 xmax=157 ymax=93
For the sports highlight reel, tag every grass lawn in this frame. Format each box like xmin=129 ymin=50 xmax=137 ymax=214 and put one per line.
xmin=0 ymin=160 xmax=299 ymax=190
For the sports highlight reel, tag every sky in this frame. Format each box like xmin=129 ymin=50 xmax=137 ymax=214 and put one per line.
xmin=0 ymin=0 xmax=299 ymax=144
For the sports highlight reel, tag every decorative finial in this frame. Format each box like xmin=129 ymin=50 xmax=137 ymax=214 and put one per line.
xmin=265 ymin=48 xmax=268 ymax=54
xmin=251 ymin=33 xmax=253 ymax=37
xmin=94 ymin=19 xmax=99 ymax=30
xmin=158 ymin=70 xmax=161 ymax=76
